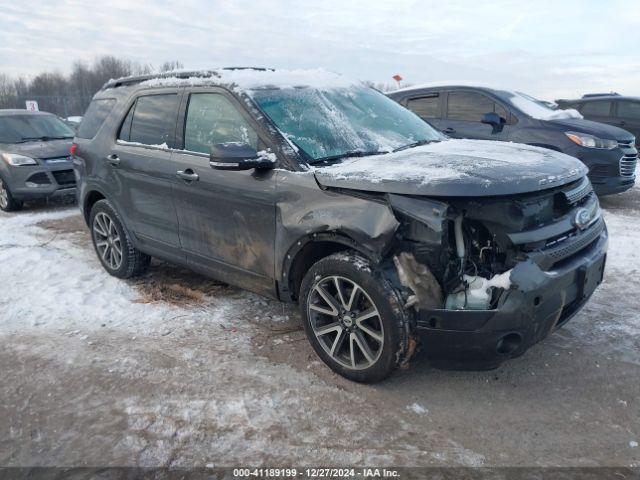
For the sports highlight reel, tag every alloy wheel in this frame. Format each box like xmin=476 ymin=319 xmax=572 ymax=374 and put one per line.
xmin=93 ymin=212 xmax=123 ymax=270
xmin=307 ymin=275 xmax=384 ymax=370
xmin=0 ymin=179 xmax=8 ymax=209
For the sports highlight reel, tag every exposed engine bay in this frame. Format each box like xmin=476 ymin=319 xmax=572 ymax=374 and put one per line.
xmin=389 ymin=176 xmax=602 ymax=312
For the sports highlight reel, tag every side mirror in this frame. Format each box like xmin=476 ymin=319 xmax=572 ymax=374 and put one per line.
xmin=209 ymin=143 xmax=275 ymax=171
xmin=481 ymin=112 xmax=506 ymax=133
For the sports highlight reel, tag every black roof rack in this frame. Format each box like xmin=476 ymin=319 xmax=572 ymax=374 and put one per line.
xmin=582 ymin=92 xmax=620 ymax=98
xmin=101 ymin=67 xmax=275 ymax=91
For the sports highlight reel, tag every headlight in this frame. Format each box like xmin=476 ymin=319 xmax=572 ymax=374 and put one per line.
xmin=1 ymin=153 xmax=37 ymax=166
xmin=565 ymin=132 xmax=617 ymax=150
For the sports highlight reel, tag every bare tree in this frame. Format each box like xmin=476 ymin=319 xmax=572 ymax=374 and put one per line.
xmin=159 ymin=60 xmax=184 ymax=73
xmin=0 ymin=55 xmax=187 ymax=116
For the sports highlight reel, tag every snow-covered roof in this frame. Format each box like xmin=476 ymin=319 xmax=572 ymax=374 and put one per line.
xmin=104 ymin=68 xmax=358 ymax=92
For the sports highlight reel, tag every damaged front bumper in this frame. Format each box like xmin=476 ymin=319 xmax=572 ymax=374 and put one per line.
xmin=415 ymin=226 xmax=608 ymax=368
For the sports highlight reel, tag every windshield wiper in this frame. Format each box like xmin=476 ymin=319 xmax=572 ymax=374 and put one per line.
xmin=392 ymin=139 xmax=438 ymax=153
xmin=20 ymin=135 xmax=73 ymax=142
xmin=312 ymin=150 xmax=388 ymax=164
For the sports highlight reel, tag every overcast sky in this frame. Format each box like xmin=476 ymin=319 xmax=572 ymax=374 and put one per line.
xmin=1 ymin=0 xmax=638 ymax=100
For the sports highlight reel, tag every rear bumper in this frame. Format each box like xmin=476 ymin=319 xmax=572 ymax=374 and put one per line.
xmin=417 ymin=227 xmax=608 ymax=368
xmin=4 ymin=162 xmax=77 ymax=201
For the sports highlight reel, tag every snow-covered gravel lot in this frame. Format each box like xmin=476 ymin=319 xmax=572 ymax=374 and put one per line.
xmin=1 ymin=187 xmax=639 ymax=468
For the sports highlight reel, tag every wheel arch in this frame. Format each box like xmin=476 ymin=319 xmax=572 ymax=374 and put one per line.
xmin=280 ymin=231 xmax=379 ymax=303
xmin=82 ymin=189 xmax=107 ymax=225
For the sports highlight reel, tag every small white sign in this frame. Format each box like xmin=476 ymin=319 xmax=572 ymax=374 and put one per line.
xmin=25 ymin=100 xmax=39 ymax=112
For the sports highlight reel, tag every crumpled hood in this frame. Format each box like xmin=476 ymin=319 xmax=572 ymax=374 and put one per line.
xmin=313 ymin=139 xmax=588 ymax=197
xmin=547 ymin=117 xmax=634 ymax=140
xmin=0 ymin=139 xmax=73 ymax=160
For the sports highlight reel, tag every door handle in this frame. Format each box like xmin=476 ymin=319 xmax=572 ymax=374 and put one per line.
xmin=176 ymin=170 xmax=199 ymax=182
xmin=443 ymin=127 xmax=456 ymax=134
xmin=106 ymin=154 xmax=120 ymax=166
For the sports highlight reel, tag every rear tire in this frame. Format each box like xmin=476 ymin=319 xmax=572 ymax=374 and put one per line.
xmin=299 ymin=251 xmax=414 ymax=383
xmin=0 ymin=176 xmax=23 ymax=212
xmin=89 ymin=199 xmax=150 ymax=278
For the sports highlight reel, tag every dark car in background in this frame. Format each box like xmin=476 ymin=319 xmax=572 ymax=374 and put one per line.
xmin=388 ymin=86 xmax=637 ymax=195
xmin=0 ymin=110 xmax=76 ymax=211
xmin=73 ymin=69 xmax=607 ymax=382
xmin=556 ymin=94 xmax=640 ymax=148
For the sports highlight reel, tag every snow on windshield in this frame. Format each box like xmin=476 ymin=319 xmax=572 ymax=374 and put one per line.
xmin=508 ymin=92 xmax=583 ymax=120
xmin=250 ymin=86 xmax=442 ymax=161
xmin=313 ymin=139 xmax=580 ymax=184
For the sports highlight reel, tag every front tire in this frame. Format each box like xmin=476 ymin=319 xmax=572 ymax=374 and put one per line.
xmin=89 ymin=199 xmax=150 ymax=278
xmin=299 ymin=252 xmax=414 ymax=383
xmin=0 ymin=176 xmax=23 ymax=212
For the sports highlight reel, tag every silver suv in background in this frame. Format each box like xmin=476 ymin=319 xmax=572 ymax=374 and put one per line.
xmin=0 ymin=110 xmax=75 ymax=211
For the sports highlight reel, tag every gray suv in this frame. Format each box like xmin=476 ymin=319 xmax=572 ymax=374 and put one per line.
xmin=74 ymin=69 xmax=607 ymax=382
xmin=0 ymin=110 xmax=76 ymax=211
xmin=388 ymin=86 xmax=637 ymax=196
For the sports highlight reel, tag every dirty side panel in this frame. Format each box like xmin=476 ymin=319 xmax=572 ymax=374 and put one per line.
xmin=275 ymin=170 xmax=399 ymax=289
xmin=172 ymin=150 xmax=277 ymax=297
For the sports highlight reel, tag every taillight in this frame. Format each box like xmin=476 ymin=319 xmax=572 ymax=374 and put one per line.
xmin=70 ymin=144 xmax=77 ymax=156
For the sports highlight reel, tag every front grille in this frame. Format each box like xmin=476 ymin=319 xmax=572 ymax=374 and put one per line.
xmin=620 ymin=153 xmax=637 ymax=177
xmin=543 ymin=216 xmax=604 ymax=264
xmin=560 ymin=177 xmax=592 ymax=205
xmin=51 ymin=169 xmax=76 ymax=186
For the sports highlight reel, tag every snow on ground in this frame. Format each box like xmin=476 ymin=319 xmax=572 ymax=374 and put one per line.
xmin=0 ymin=205 xmax=489 ymax=467
xmin=0 ymin=208 xmax=208 ymax=335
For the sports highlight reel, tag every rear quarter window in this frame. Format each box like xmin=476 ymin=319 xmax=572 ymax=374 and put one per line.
xmin=119 ymin=94 xmax=179 ymax=146
xmin=77 ymin=98 xmax=116 ymax=139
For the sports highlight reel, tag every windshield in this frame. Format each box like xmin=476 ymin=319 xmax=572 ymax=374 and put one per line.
xmin=503 ymin=91 xmax=582 ymax=121
xmin=0 ymin=114 xmax=75 ymax=143
xmin=251 ymin=86 xmax=443 ymax=162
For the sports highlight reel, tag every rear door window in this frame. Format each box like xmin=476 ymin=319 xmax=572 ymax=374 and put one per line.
xmin=183 ymin=93 xmax=258 ymax=154
xmin=580 ymin=101 xmax=611 ymax=117
xmin=120 ymin=94 xmax=179 ymax=146
xmin=407 ymin=95 xmax=440 ymax=119
xmin=618 ymin=101 xmax=640 ymax=120
xmin=77 ymin=98 xmax=116 ymax=139
xmin=446 ymin=92 xmax=496 ymax=121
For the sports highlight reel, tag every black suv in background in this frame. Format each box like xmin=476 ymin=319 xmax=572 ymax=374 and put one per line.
xmin=388 ymin=86 xmax=637 ymax=195
xmin=0 ymin=110 xmax=76 ymax=211
xmin=73 ymin=69 xmax=607 ymax=382
xmin=556 ymin=94 xmax=640 ymax=148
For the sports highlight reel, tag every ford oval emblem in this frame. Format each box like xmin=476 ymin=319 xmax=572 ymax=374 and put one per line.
xmin=573 ymin=208 xmax=592 ymax=230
